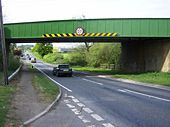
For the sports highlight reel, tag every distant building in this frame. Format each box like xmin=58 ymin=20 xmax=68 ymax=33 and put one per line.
xmin=58 ymin=48 xmax=72 ymax=53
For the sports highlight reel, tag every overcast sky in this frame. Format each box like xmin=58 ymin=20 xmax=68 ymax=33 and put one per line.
xmin=2 ymin=0 xmax=170 ymax=48
xmin=2 ymin=0 xmax=170 ymax=23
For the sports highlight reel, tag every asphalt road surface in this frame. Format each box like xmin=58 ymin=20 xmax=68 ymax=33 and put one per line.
xmin=31 ymin=60 xmax=170 ymax=127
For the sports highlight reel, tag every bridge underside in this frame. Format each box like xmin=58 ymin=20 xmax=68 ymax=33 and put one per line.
xmin=5 ymin=37 xmax=170 ymax=73
xmin=5 ymin=37 xmax=169 ymax=43
xmin=121 ymin=39 xmax=170 ymax=72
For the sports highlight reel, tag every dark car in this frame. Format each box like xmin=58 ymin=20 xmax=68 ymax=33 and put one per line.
xmin=52 ymin=64 xmax=72 ymax=77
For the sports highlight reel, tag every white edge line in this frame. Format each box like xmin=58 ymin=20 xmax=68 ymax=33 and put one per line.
xmin=124 ymin=89 xmax=170 ymax=102
xmin=33 ymin=65 xmax=72 ymax=92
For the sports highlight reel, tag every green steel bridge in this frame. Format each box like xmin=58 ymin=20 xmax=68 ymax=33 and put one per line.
xmin=2 ymin=18 xmax=170 ymax=74
xmin=4 ymin=18 xmax=170 ymax=43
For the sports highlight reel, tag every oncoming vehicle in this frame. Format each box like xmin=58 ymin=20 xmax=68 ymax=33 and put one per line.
xmin=52 ymin=64 xmax=72 ymax=77
xmin=31 ymin=58 xmax=36 ymax=63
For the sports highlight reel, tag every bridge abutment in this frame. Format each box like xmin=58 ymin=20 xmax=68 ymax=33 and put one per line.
xmin=120 ymin=40 xmax=170 ymax=73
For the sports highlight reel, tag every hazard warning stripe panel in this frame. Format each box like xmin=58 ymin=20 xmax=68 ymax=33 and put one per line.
xmin=42 ymin=33 xmax=118 ymax=38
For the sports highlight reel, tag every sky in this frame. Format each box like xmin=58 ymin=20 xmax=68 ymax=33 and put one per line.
xmin=2 ymin=0 xmax=170 ymax=47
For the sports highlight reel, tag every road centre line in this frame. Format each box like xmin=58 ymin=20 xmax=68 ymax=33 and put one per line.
xmin=119 ymin=89 xmax=170 ymax=102
xmin=33 ymin=65 xmax=72 ymax=92
xmin=82 ymin=78 xmax=103 ymax=85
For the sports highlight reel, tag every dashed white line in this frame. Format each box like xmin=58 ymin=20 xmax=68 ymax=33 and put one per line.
xmin=91 ymin=114 xmax=104 ymax=121
xmin=72 ymin=98 xmax=80 ymax=103
xmin=103 ymin=123 xmax=115 ymax=127
xmin=78 ymin=115 xmax=91 ymax=123
xmin=67 ymin=96 xmax=75 ymax=99
xmin=83 ymin=107 xmax=93 ymax=113
xmin=82 ymin=78 xmax=103 ymax=85
xmin=66 ymin=104 xmax=75 ymax=108
xmin=120 ymin=89 xmax=170 ymax=102
xmin=64 ymin=100 xmax=70 ymax=103
xmin=118 ymin=89 xmax=127 ymax=93
xmin=77 ymin=103 xmax=85 ymax=107
xmin=71 ymin=108 xmax=80 ymax=115
xmin=87 ymin=125 xmax=96 ymax=127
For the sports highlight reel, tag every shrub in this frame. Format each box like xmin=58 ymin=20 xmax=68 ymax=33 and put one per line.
xmin=43 ymin=53 xmax=63 ymax=64
xmin=8 ymin=54 xmax=20 ymax=71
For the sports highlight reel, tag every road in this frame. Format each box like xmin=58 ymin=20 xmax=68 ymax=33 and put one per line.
xmin=31 ymin=61 xmax=170 ymax=127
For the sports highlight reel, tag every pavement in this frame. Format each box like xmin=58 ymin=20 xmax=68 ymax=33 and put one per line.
xmin=29 ymin=61 xmax=170 ymax=127
xmin=7 ymin=63 xmax=50 ymax=126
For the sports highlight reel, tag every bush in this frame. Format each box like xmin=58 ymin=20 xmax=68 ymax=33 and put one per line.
xmin=64 ymin=52 xmax=87 ymax=66
xmin=8 ymin=54 xmax=20 ymax=71
xmin=43 ymin=53 xmax=63 ymax=64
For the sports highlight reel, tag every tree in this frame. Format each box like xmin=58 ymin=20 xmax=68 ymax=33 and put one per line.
xmin=32 ymin=43 xmax=53 ymax=57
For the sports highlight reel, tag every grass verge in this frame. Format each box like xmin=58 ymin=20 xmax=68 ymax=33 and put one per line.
xmin=29 ymin=65 xmax=59 ymax=102
xmin=0 ymin=84 xmax=16 ymax=127
xmin=73 ymin=66 xmax=170 ymax=87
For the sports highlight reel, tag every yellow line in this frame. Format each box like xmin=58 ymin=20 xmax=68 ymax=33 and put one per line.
xmin=68 ymin=33 xmax=73 ymax=37
xmin=101 ymin=33 xmax=106 ymax=36
xmin=85 ymin=33 xmax=90 ymax=37
xmin=90 ymin=33 xmax=95 ymax=36
xmin=57 ymin=34 xmax=61 ymax=37
xmin=106 ymin=33 xmax=111 ymax=36
xmin=112 ymin=33 xmax=118 ymax=37
xmin=42 ymin=35 xmax=45 ymax=38
xmin=51 ymin=34 xmax=56 ymax=37
xmin=63 ymin=33 xmax=67 ymax=37
xmin=95 ymin=33 xmax=101 ymax=36
xmin=45 ymin=34 xmax=50 ymax=37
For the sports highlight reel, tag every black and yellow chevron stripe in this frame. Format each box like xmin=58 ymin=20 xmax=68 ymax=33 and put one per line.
xmin=42 ymin=33 xmax=118 ymax=38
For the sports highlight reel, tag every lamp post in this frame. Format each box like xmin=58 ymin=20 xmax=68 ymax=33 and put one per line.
xmin=0 ymin=0 xmax=8 ymax=85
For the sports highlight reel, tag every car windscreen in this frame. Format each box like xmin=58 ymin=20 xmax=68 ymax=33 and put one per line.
xmin=58 ymin=65 xmax=69 ymax=68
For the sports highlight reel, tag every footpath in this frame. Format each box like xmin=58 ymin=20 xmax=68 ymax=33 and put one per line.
xmin=5 ymin=63 xmax=49 ymax=127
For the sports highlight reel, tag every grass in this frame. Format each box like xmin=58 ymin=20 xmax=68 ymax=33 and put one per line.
xmin=29 ymin=65 xmax=59 ymax=102
xmin=73 ymin=66 xmax=170 ymax=86
xmin=0 ymin=84 xmax=16 ymax=127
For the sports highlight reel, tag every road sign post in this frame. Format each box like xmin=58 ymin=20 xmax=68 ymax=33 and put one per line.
xmin=0 ymin=0 xmax=8 ymax=85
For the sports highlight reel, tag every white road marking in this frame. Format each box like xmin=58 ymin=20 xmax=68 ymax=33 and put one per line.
xmin=118 ymin=89 xmax=127 ymax=92
xmin=119 ymin=89 xmax=170 ymax=102
xmin=103 ymin=123 xmax=115 ymax=127
xmin=87 ymin=125 xmax=96 ymax=127
xmin=68 ymin=96 xmax=75 ymax=99
xmin=91 ymin=114 xmax=104 ymax=121
xmin=83 ymin=108 xmax=93 ymax=113
xmin=33 ymin=65 xmax=72 ymax=92
xmin=66 ymin=104 xmax=75 ymax=108
xmin=82 ymin=78 xmax=103 ymax=85
xmin=71 ymin=108 xmax=80 ymax=115
xmin=77 ymin=103 xmax=85 ymax=107
xmin=72 ymin=98 xmax=80 ymax=103
xmin=64 ymin=100 xmax=70 ymax=103
xmin=78 ymin=116 xmax=91 ymax=123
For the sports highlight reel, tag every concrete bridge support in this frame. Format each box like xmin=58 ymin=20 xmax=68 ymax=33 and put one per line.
xmin=120 ymin=40 xmax=170 ymax=73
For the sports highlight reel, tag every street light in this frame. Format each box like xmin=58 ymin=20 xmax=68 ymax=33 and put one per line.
xmin=0 ymin=0 xmax=8 ymax=85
